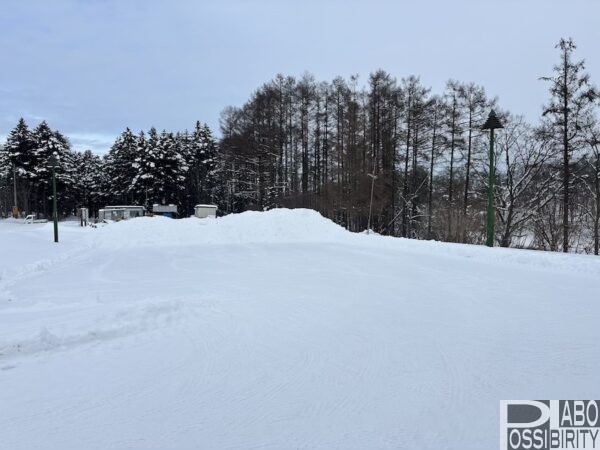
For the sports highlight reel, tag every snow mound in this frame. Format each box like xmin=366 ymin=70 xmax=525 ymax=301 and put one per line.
xmin=89 ymin=208 xmax=600 ymax=277
xmin=93 ymin=208 xmax=350 ymax=248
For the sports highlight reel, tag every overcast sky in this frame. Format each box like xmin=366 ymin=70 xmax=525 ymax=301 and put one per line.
xmin=1 ymin=0 xmax=599 ymax=154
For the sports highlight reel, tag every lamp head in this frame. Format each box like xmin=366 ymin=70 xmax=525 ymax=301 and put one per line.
xmin=481 ymin=110 xmax=504 ymax=131
xmin=48 ymin=154 xmax=59 ymax=168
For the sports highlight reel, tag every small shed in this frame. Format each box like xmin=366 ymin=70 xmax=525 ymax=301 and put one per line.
xmin=98 ymin=205 xmax=145 ymax=222
xmin=153 ymin=204 xmax=178 ymax=218
xmin=194 ymin=204 xmax=218 ymax=219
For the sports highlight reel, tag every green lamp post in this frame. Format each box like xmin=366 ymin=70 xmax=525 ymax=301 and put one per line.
xmin=367 ymin=173 xmax=377 ymax=235
xmin=481 ymin=110 xmax=503 ymax=248
xmin=49 ymin=154 xmax=59 ymax=243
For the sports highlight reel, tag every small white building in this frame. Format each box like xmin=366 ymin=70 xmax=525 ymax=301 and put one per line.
xmin=152 ymin=204 xmax=178 ymax=218
xmin=194 ymin=204 xmax=218 ymax=219
xmin=98 ymin=205 xmax=145 ymax=222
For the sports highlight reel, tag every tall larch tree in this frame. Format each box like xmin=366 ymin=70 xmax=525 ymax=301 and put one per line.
xmin=541 ymin=38 xmax=597 ymax=252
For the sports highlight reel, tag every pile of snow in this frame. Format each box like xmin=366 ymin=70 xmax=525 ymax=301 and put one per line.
xmin=1 ymin=209 xmax=600 ymax=449
xmin=92 ymin=208 xmax=351 ymax=248
xmin=91 ymin=208 xmax=600 ymax=277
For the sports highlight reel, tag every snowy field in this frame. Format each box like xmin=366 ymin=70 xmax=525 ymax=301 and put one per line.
xmin=1 ymin=209 xmax=600 ymax=450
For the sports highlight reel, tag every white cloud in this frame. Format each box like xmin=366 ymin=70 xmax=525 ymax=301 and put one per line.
xmin=67 ymin=132 xmax=115 ymax=155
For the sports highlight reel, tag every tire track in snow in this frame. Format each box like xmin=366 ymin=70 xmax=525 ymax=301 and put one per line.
xmin=0 ymin=299 xmax=187 ymax=361
xmin=0 ymin=244 xmax=94 ymax=307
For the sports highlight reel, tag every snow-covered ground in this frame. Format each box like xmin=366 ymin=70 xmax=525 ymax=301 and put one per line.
xmin=1 ymin=209 xmax=600 ymax=449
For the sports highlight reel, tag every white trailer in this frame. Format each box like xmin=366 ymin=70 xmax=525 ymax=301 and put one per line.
xmin=152 ymin=204 xmax=178 ymax=218
xmin=98 ymin=205 xmax=145 ymax=222
xmin=194 ymin=204 xmax=218 ymax=219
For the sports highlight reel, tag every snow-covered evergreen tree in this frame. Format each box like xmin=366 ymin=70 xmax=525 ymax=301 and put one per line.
xmin=129 ymin=131 xmax=153 ymax=207
xmin=72 ymin=150 xmax=105 ymax=211
xmin=5 ymin=119 xmax=35 ymax=177
xmin=152 ymin=130 xmax=188 ymax=206
xmin=0 ymin=144 xmax=9 ymax=216
xmin=187 ymin=121 xmax=218 ymax=205
xmin=5 ymin=119 xmax=36 ymax=212
xmin=0 ymin=144 xmax=8 ymax=179
xmin=51 ymin=130 xmax=78 ymax=215
xmin=31 ymin=122 xmax=61 ymax=186
xmin=106 ymin=128 xmax=138 ymax=203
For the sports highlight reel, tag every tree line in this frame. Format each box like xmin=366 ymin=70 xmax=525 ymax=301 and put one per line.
xmin=0 ymin=121 xmax=219 ymax=218
xmin=1 ymin=38 xmax=599 ymax=254
xmin=218 ymin=38 xmax=599 ymax=254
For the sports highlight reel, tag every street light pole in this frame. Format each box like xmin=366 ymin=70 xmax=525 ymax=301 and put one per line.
xmin=49 ymin=155 xmax=59 ymax=243
xmin=367 ymin=173 xmax=377 ymax=235
xmin=52 ymin=166 xmax=58 ymax=243
xmin=486 ymin=128 xmax=496 ymax=247
xmin=12 ymin=163 xmax=18 ymax=218
xmin=481 ymin=110 xmax=503 ymax=248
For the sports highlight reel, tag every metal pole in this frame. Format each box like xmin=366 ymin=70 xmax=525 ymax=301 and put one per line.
xmin=486 ymin=128 xmax=495 ymax=247
xmin=367 ymin=174 xmax=376 ymax=235
xmin=12 ymin=164 xmax=18 ymax=218
xmin=52 ymin=166 xmax=58 ymax=243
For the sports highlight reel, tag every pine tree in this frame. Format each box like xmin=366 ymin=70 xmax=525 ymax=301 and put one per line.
xmin=51 ymin=130 xmax=77 ymax=215
xmin=187 ymin=121 xmax=218 ymax=207
xmin=0 ymin=145 xmax=8 ymax=179
xmin=153 ymin=131 xmax=188 ymax=207
xmin=5 ymin=119 xmax=35 ymax=213
xmin=5 ymin=118 xmax=35 ymax=177
xmin=441 ymin=81 xmax=466 ymax=241
xmin=458 ymin=83 xmax=489 ymax=226
xmin=72 ymin=150 xmax=104 ymax=212
xmin=129 ymin=131 xmax=154 ymax=207
xmin=0 ymin=145 xmax=9 ymax=216
xmin=133 ymin=127 xmax=162 ymax=208
xmin=106 ymin=128 xmax=138 ymax=203
xmin=541 ymin=38 xmax=598 ymax=252
xmin=30 ymin=122 xmax=65 ymax=213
